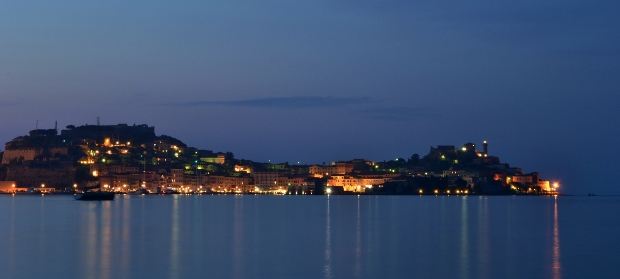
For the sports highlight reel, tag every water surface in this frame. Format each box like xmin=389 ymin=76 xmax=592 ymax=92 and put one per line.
xmin=1 ymin=195 xmax=618 ymax=279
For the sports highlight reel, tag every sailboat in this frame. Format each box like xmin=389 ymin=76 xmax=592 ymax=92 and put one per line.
xmin=130 ymin=154 xmax=150 ymax=195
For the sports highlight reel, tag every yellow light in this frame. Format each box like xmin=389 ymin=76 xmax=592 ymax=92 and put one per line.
xmin=419 ymin=189 xmax=423 ymax=194
xmin=434 ymin=190 xmax=438 ymax=194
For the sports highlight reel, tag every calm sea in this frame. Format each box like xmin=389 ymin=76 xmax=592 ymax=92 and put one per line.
xmin=0 ymin=194 xmax=618 ymax=279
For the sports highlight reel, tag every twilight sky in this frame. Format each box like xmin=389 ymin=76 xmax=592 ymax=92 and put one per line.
xmin=1 ymin=1 xmax=619 ymax=194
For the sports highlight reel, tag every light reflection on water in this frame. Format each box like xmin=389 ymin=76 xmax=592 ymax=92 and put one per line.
xmin=323 ymin=196 xmax=332 ymax=279
xmin=233 ymin=195 xmax=244 ymax=279
xmin=553 ymin=196 xmax=562 ymax=279
xmin=81 ymin=203 xmax=95 ymax=279
xmin=477 ymin=197 xmax=489 ymax=279
xmin=101 ymin=200 xmax=112 ymax=279
xmin=460 ymin=196 xmax=469 ymax=279
xmin=354 ymin=196 xmax=361 ymax=278
xmin=120 ymin=196 xmax=130 ymax=278
xmin=1 ymin=195 xmax=619 ymax=279
xmin=8 ymin=198 xmax=15 ymax=276
xmin=169 ymin=195 xmax=179 ymax=279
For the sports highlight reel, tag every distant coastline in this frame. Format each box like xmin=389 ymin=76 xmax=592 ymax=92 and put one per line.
xmin=0 ymin=123 xmax=559 ymax=196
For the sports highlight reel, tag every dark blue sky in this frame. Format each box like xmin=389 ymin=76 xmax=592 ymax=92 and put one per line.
xmin=1 ymin=1 xmax=619 ymax=194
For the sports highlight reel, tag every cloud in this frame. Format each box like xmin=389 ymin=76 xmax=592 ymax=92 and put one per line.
xmin=174 ymin=96 xmax=374 ymax=109
xmin=362 ymin=106 xmax=437 ymax=121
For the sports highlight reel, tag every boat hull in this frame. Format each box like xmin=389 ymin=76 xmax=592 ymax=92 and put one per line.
xmin=74 ymin=192 xmax=115 ymax=201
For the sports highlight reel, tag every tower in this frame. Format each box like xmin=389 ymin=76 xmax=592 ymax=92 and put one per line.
xmin=483 ymin=140 xmax=488 ymax=154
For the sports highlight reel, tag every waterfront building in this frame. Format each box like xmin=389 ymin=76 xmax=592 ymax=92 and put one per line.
xmin=253 ymin=171 xmax=279 ymax=191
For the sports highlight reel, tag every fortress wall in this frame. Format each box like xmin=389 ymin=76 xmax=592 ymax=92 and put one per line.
xmin=1 ymin=148 xmax=36 ymax=164
xmin=6 ymin=167 xmax=76 ymax=188
xmin=1 ymin=147 xmax=69 ymax=164
xmin=47 ymin=147 xmax=69 ymax=157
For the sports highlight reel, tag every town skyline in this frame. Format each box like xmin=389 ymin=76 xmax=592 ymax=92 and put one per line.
xmin=1 ymin=122 xmax=557 ymax=196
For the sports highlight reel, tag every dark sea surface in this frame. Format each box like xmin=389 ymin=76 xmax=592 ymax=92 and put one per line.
xmin=1 ymin=194 xmax=619 ymax=279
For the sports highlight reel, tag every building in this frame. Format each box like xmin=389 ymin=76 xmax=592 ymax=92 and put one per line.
xmin=0 ymin=181 xmax=19 ymax=192
xmin=6 ymin=165 xmax=75 ymax=188
xmin=309 ymin=162 xmax=353 ymax=177
xmin=253 ymin=171 xmax=279 ymax=191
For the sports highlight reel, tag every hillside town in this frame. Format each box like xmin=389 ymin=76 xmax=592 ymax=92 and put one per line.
xmin=0 ymin=123 xmax=559 ymax=195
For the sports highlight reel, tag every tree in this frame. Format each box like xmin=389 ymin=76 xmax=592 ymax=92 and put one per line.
xmin=408 ymin=154 xmax=420 ymax=165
